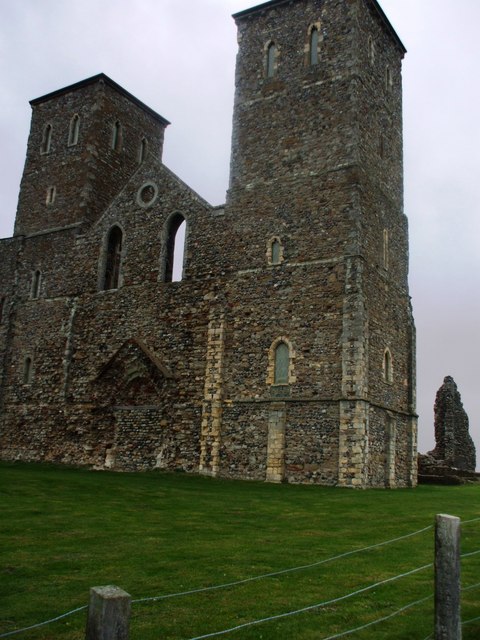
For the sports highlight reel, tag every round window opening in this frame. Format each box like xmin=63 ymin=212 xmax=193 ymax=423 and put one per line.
xmin=136 ymin=181 xmax=158 ymax=208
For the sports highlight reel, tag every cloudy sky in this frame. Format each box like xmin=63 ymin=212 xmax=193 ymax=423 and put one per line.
xmin=0 ymin=0 xmax=478 ymax=461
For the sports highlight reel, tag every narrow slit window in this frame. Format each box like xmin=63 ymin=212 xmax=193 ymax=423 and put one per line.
xmin=384 ymin=349 xmax=393 ymax=383
xmin=266 ymin=43 xmax=277 ymax=78
xmin=68 ymin=114 xmax=80 ymax=146
xmin=46 ymin=186 xmax=56 ymax=205
xmin=0 ymin=297 xmax=5 ymax=323
xmin=103 ymin=226 xmax=123 ymax=290
xmin=274 ymin=342 xmax=290 ymax=385
xmin=112 ymin=121 xmax=122 ymax=151
xmin=368 ymin=36 xmax=375 ymax=65
xmin=23 ymin=356 xmax=33 ymax=384
xmin=164 ymin=214 xmax=186 ymax=283
xmin=31 ymin=270 xmax=41 ymax=299
xmin=310 ymin=27 xmax=319 ymax=66
xmin=383 ymin=229 xmax=389 ymax=269
xmin=41 ymin=124 xmax=52 ymax=154
xmin=138 ymin=138 xmax=147 ymax=164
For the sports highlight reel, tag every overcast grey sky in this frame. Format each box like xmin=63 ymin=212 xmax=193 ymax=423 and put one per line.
xmin=0 ymin=0 xmax=478 ymax=462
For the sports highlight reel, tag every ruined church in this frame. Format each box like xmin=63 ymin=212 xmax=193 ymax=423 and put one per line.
xmin=0 ymin=0 xmax=417 ymax=488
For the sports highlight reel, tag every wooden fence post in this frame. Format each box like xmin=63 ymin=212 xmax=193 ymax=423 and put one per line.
xmin=85 ymin=585 xmax=131 ymax=640
xmin=435 ymin=514 xmax=461 ymax=640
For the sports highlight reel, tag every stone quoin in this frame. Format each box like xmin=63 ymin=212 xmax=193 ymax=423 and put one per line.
xmin=0 ymin=0 xmax=417 ymax=488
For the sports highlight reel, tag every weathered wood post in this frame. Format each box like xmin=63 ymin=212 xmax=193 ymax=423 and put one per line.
xmin=85 ymin=585 xmax=131 ymax=640
xmin=435 ymin=514 xmax=461 ymax=640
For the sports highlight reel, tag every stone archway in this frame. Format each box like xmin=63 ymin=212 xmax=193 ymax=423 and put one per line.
xmin=94 ymin=338 xmax=175 ymax=470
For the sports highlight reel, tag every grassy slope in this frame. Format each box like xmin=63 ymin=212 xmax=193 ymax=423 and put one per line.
xmin=0 ymin=462 xmax=479 ymax=640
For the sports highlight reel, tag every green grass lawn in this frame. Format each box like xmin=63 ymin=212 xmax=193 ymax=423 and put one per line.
xmin=0 ymin=462 xmax=479 ymax=640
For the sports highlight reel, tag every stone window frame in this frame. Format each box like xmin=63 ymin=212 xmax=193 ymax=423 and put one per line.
xmin=266 ymin=236 xmax=284 ymax=266
xmin=136 ymin=181 xmax=159 ymax=208
xmin=160 ymin=212 xmax=188 ymax=283
xmin=305 ymin=22 xmax=322 ymax=67
xmin=23 ymin=354 xmax=34 ymax=385
xmin=267 ymin=336 xmax=297 ymax=386
xmin=68 ymin=114 xmax=80 ymax=146
xmin=99 ymin=223 xmax=125 ymax=291
xmin=31 ymin=269 xmax=42 ymax=299
xmin=111 ymin=120 xmax=123 ymax=152
xmin=265 ymin=40 xmax=280 ymax=78
xmin=40 ymin=123 xmax=53 ymax=155
xmin=138 ymin=137 xmax=148 ymax=164
xmin=383 ymin=348 xmax=393 ymax=384
xmin=45 ymin=185 xmax=56 ymax=206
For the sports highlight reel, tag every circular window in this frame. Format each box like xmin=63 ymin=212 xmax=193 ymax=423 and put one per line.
xmin=136 ymin=181 xmax=158 ymax=208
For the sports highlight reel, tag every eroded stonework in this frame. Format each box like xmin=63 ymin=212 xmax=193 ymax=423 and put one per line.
xmin=0 ymin=0 xmax=417 ymax=487
xmin=429 ymin=376 xmax=476 ymax=472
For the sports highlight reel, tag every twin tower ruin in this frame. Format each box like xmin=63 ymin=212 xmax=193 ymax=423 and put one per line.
xmin=0 ymin=0 xmax=417 ymax=487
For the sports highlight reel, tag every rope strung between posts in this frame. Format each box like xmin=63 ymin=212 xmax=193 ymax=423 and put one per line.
xmin=186 ymin=563 xmax=433 ymax=640
xmin=132 ymin=524 xmax=432 ymax=604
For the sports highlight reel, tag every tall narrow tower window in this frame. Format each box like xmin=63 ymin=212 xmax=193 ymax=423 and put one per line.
xmin=266 ymin=42 xmax=277 ymax=78
xmin=383 ymin=229 xmax=389 ymax=269
xmin=112 ymin=121 xmax=122 ymax=151
xmin=163 ymin=214 xmax=186 ymax=283
xmin=23 ymin=356 xmax=33 ymax=385
xmin=138 ymin=137 xmax=147 ymax=164
xmin=274 ymin=342 xmax=290 ymax=385
xmin=0 ymin=297 xmax=5 ymax=323
xmin=309 ymin=27 xmax=319 ymax=66
xmin=368 ymin=36 xmax=375 ymax=65
xmin=383 ymin=349 xmax=393 ymax=383
xmin=41 ymin=124 xmax=52 ymax=154
xmin=103 ymin=226 xmax=123 ymax=290
xmin=268 ymin=236 xmax=283 ymax=265
xmin=46 ymin=186 xmax=56 ymax=205
xmin=68 ymin=114 xmax=80 ymax=146
xmin=31 ymin=270 xmax=41 ymax=299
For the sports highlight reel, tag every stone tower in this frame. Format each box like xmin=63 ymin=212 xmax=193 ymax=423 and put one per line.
xmin=14 ymin=74 xmax=168 ymax=236
xmin=0 ymin=0 xmax=416 ymax=488
xmin=201 ymin=0 xmax=416 ymax=487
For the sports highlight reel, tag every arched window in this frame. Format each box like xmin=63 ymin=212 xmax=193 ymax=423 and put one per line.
xmin=41 ymin=124 xmax=52 ymax=154
xmin=266 ymin=42 xmax=277 ymax=78
xmin=274 ymin=342 xmax=290 ymax=385
xmin=309 ymin=27 xmax=319 ymax=66
xmin=68 ymin=114 xmax=80 ymax=146
xmin=23 ymin=356 xmax=33 ymax=384
xmin=268 ymin=236 xmax=283 ymax=265
xmin=138 ymin=137 xmax=147 ymax=164
xmin=164 ymin=214 xmax=186 ymax=283
xmin=31 ymin=270 xmax=41 ymax=299
xmin=112 ymin=121 xmax=122 ymax=151
xmin=103 ymin=226 xmax=123 ymax=290
xmin=383 ymin=349 xmax=393 ymax=383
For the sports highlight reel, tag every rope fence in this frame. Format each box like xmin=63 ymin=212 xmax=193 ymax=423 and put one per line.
xmin=1 ymin=515 xmax=478 ymax=639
